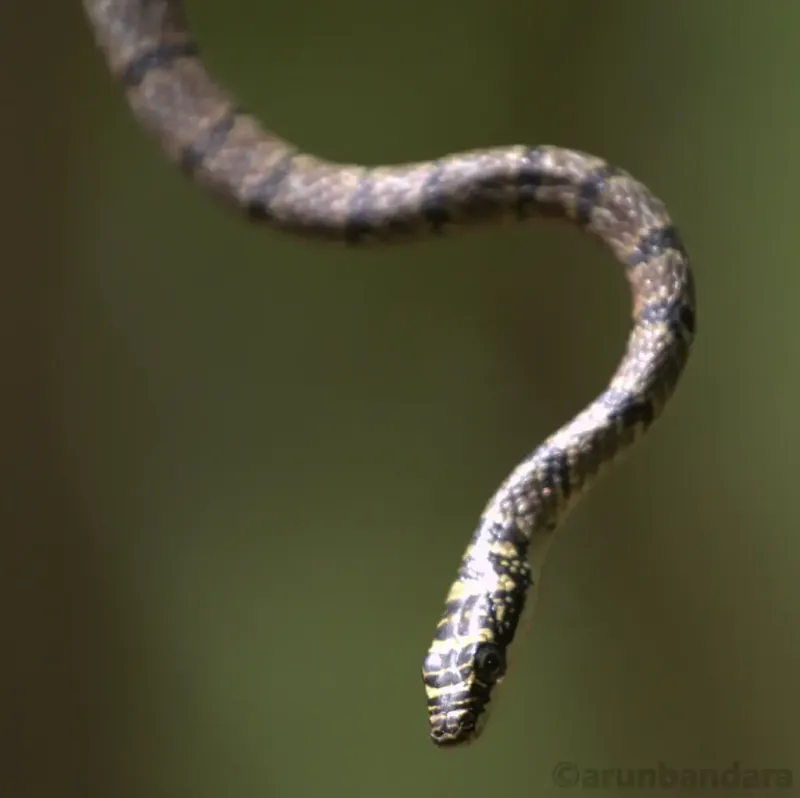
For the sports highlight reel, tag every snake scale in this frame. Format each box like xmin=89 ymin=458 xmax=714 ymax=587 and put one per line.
xmin=83 ymin=0 xmax=696 ymax=747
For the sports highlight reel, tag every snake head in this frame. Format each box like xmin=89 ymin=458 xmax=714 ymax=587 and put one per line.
xmin=422 ymin=639 xmax=507 ymax=746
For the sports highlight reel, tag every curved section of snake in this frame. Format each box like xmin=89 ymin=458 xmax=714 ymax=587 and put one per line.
xmin=83 ymin=0 xmax=696 ymax=747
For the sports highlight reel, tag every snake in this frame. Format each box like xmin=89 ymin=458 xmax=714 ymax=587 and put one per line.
xmin=83 ymin=0 xmax=696 ymax=748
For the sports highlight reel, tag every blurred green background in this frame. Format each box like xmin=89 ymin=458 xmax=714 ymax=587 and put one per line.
xmin=2 ymin=1 xmax=798 ymax=796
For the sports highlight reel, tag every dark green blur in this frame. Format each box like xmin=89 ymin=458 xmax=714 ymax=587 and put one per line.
xmin=2 ymin=1 xmax=798 ymax=796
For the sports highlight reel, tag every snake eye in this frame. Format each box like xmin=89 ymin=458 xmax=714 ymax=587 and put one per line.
xmin=474 ymin=643 xmax=505 ymax=684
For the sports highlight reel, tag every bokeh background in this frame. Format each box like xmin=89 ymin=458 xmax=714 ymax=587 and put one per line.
xmin=2 ymin=1 xmax=798 ymax=796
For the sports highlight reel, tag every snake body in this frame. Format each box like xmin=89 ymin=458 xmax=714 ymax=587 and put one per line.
xmin=84 ymin=0 xmax=696 ymax=747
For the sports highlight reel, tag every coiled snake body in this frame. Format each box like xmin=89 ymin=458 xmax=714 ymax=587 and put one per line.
xmin=84 ymin=0 xmax=696 ymax=747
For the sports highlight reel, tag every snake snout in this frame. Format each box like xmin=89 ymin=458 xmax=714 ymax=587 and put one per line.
xmin=429 ymin=709 xmax=479 ymax=747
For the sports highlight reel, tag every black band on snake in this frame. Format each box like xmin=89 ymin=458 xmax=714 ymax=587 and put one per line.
xmin=83 ymin=0 xmax=696 ymax=747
